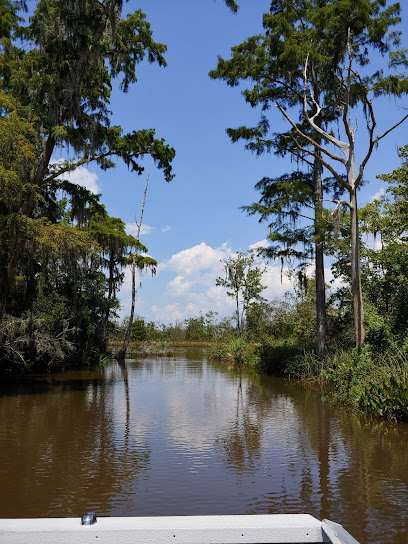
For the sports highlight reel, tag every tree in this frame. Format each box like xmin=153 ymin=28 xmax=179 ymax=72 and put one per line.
xmin=276 ymin=10 xmax=408 ymax=345
xmin=242 ymin=170 xmax=343 ymax=347
xmin=359 ymin=146 xmax=408 ymax=336
xmin=184 ymin=315 xmax=206 ymax=340
xmin=0 ymin=91 xmax=37 ymax=321
xmin=212 ymin=0 xmax=407 ymax=347
xmin=216 ymin=252 xmax=267 ymax=335
xmin=117 ymin=174 xmax=154 ymax=359
xmin=0 ymin=0 xmax=175 ymax=323
xmin=209 ymin=0 xmax=352 ymax=356
xmin=88 ymin=209 xmax=147 ymax=323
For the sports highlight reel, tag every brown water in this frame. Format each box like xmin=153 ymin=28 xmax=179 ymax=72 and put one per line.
xmin=0 ymin=348 xmax=407 ymax=543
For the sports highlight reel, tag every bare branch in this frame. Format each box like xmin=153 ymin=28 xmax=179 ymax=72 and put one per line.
xmin=323 ymin=198 xmax=352 ymax=211
xmin=283 ymin=127 xmax=352 ymax=191
xmin=303 ymin=57 xmax=350 ymax=157
xmin=374 ymin=112 xmax=408 ymax=144
xmin=297 ymin=213 xmax=314 ymax=221
xmin=276 ymin=103 xmax=348 ymax=166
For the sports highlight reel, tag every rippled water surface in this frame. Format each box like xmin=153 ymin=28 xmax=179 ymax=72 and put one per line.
xmin=1 ymin=348 xmax=408 ymax=543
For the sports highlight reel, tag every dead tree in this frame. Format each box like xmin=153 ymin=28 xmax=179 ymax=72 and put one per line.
xmin=277 ymin=42 xmax=408 ymax=346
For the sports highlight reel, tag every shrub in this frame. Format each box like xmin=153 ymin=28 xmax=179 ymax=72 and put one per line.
xmin=322 ymin=344 xmax=408 ymax=422
xmin=256 ymin=338 xmax=303 ymax=376
xmin=210 ymin=337 xmax=260 ymax=368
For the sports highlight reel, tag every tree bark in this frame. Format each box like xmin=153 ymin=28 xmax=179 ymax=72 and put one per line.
xmin=313 ymin=153 xmax=327 ymax=358
xmin=236 ymin=291 xmax=241 ymax=335
xmin=350 ymin=186 xmax=364 ymax=346
xmin=117 ymin=258 xmax=137 ymax=360
xmin=117 ymin=174 xmax=149 ymax=360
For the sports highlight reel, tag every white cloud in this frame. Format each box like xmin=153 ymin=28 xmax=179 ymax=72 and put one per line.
xmin=151 ymin=303 xmax=185 ymax=324
xmin=125 ymin=222 xmax=155 ymax=236
xmin=167 ymin=275 xmax=193 ymax=297
xmin=53 ymin=161 xmax=100 ymax=194
xmin=161 ymin=226 xmax=172 ymax=233
xmin=118 ymin=240 xmax=334 ymax=323
xmin=160 ymin=241 xmax=232 ymax=276
xmin=363 ymin=232 xmax=382 ymax=251
xmin=249 ymin=239 xmax=269 ymax=251
xmin=371 ymin=187 xmax=385 ymax=201
xmin=144 ymin=241 xmax=296 ymax=323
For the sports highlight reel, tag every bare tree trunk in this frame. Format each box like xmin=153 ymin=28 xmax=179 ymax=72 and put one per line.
xmin=236 ymin=292 xmax=241 ymax=335
xmin=117 ymin=174 xmax=149 ymax=360
xmin=350 ymin=187 xmax=364 ymax=346
xmin=313 ymin=153 xmax=327 ymax=358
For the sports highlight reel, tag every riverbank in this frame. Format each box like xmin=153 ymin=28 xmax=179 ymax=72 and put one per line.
xmin=108 ymin=339 xmax=217 ymax=359
xmin=210 ymin=337 xmax=408 ymax=423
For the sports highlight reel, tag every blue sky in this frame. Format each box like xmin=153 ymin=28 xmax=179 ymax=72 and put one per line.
xmin=58 ymin=1 xmax=408 ymax=325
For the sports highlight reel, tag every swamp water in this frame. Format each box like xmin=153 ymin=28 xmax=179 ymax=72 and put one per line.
xmin=0 ymin=348 xmax=408 ymax=544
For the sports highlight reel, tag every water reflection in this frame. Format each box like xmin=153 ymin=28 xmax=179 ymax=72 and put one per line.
xmin=0 ymin=351 xmax=408 ymax=544
xmin=0 ymin=367 xmax=150 ymax=517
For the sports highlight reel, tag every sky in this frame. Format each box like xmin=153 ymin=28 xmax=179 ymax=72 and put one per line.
xmin=58 ymin=1 xmax=408 ymax=325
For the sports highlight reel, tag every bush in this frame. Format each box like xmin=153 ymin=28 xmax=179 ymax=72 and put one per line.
xmin=363 ymin=302 xmax=392 ymax=353
xmin=284 ymin=350 xmax=325 ymax=381
xmin=322 ymin=344 xmax=408 ymax=422
xmin=256 ymin=339 xmax=303 ymax=376
xmin=210 ymin=337 xmax=260 ymax=368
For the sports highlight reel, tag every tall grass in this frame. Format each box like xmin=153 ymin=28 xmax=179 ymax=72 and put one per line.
xmin=286 ymin=344 xmax=408 ymax=422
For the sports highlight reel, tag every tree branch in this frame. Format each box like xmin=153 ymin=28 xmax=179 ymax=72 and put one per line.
xmin=276 ymin=103 xmax=348 ymax=167
xmin=375 ymin=112 xmax=408 ymax=144
xmin=322 ymin=198 xmax=352 ymax=211
xmin=303 ymin=55 xmax=350 ymax=158
xmin=286 ymin=135 xmax=352 ymax=191
xmin=43 ymin=152 xmax=115 ymax=183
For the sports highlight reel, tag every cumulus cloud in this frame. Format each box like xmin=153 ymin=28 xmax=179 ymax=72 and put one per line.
xmin=151 ymin=303 xmax=185 ymax=324
xmin=167 ymin=275 xmax=193 ymax=297
xmin=115 ymin=239 xmax=347 ymax=324
xmin=125 ymin=222 xmax=155 ymax=236
xmin=249 ymin=239 xmax=269 ymax=251
xmin=160 ymin=241 xmax=232 ymax=276
xmin=145 ymin=241 xmax=297 ymax=323
xmin=53 ymin=160 xmax=100 ymax=194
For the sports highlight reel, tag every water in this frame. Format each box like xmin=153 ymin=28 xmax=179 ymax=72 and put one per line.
xmin=0 ymin=348 xmax=408 ymax=543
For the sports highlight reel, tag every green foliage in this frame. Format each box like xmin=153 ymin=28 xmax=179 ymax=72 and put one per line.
xmin=216 ymin=252 xmax=266 ymax=334
xmin=211 ymin=0 xmax=407 ymax=350
xmin=211 ymin=337 xmax=260 ymax=368
xmin=0 ymin=0 xmax=175 ymax=331
xmin=322 ymin=345 xmax=408 ymax=422
xmin=358 ymin=146 xmax=408 ymax=336
xmin=284 ymin=350 xmax=326 ymax=381
xmin=363 ymin=302 xmax=392 ymax=353
xmin=184 ymin=315 xmax=206 ymax=340
xmin=131 ymin=319 xmax=148 ymax=341
xmin=0 ymin=1 xmax=172 ymax=372
xmin=257 ymin=339 xmax=303 ymax=376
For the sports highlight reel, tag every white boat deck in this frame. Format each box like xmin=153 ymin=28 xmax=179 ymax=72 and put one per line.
xmin=0 ymin=514 xmax=359 ymax=544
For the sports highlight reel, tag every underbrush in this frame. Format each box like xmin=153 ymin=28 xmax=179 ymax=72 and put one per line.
xmin=321 ymin=345 xmax=408 ymax=422
xmin=210 ymin=337 xmax=260 ymax=368
xmin=212 ymin=334 xmax=408 ymax=422
xmin=0 ymin=312 xmax=106 ymax=374
xmin=287 ymin=344 xmax=408 ymax=422
xmin=256 ymin=339 xmax=304 ymax=376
